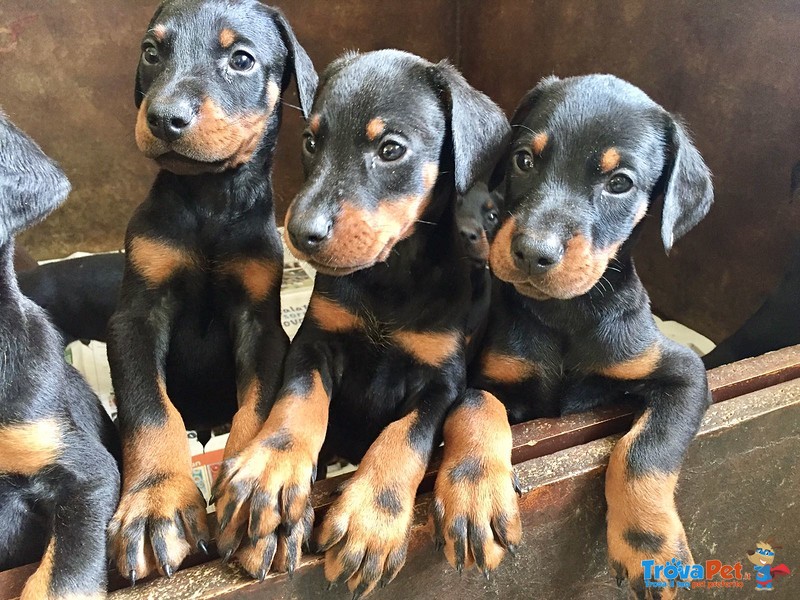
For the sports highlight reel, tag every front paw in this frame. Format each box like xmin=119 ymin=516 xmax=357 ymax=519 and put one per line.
xmin=108 ymin=472 xmax=210 ymax=583
xmin=212 ymin=430 xmax=317 ymax=579
xmin=318 ymin=477 xmax=414 ymax=598
xmin=608 ymin=509 xmax=692 ymax=600
xmin=431 ymin=456 xmax=522 ymax=575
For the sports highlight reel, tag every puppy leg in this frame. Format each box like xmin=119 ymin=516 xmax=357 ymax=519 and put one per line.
xmin=318 ymin=387 xmax=453 ymax=598
xmin=22 ymin=439 xmax=119 ymax=600
xmin=604 ymin=341 xmax=709 ymax=600
xmin=431 ymin=389 xmax=521 ymax=575
xmin=213 ymin=343 xmax=331 ymax=579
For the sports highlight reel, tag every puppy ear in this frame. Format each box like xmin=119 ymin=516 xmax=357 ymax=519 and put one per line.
xmin=270 ymin=9 xmax=318 ymax=120
xmin=0 ymin=114 xmax=71 ymax=246
xmin=659 ymin=114 xmax=713 ymax=252
xmin=489 ymin=76 xmax=560 ymax=192
xmin=428 ymin=60 xmax=510 ymax=195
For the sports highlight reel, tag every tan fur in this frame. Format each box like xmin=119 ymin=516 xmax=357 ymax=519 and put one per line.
xmin=531 ymin=132 xmax=548 ymax=155
xmin=309 ymin=293 xmax=362 ymax=332
xmin=434 ymin=391 xmax=521 ymax=572
xmin=490 ymin=219 xmax=622 ymax=300
xmin=600 ymin=147 xmax=621 ymax=172
xmin=219 ymin=28 xmax=235 ymax=48
xmin=20 ymin=538 xmax=54 ymax=599
xmin=135 ymin=91 xmax=276 ymax=173
xmin=309 ymin=114 xmax=321 ymax=134
xmin=321 ymin=410 xmax=425 ymax=592
xmin=480 ymin=351 xmax=538 ymax=384
xmin=0 ymin=420 xmax=62 ymax=475
xmin=393 ymin=330 xmax=460 ymax=367
xmin=151 ymin=24 xmax=167 ymax=42
xmin=217 ymin=257 xmax=279 ymax=303
xmin=606 ymin=411 xmax=689 ymax=595
xmin=224 ymin=378 xmax=263 ymax=459
xmin=365 ymin=117 xmax=385 ymax=141
xmin=129 ymin=237 xmax=197 ymax=288
xmin=598 ymin=343 xmax=661 ymax=380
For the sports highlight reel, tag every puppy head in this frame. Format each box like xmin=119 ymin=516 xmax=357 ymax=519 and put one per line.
xmin=455 ymin=181 xmax=502 ymax=265
xmin=0 ymin=112 xmax=71 ymax=247
xmin=285 ymin=50 xmax=509 ymax=276
xmin=490 ymin=74 xmax=713 ymax=300
xmin=134 ymin=0 xmax=317 ymax=175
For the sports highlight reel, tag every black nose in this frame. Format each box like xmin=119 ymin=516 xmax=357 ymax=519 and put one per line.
xmin=511 ymin=233 xmax=564 ymax=274
xmin=459 ymin=225 xmax=482 ymax=246
xmin=288 ymin=214 xmax=333 ymax=255
xmin=146 ymin=100 xmax=196 ymax=142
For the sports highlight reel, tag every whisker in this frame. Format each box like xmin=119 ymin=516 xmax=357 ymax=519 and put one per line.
xmin=281 ymin=100 xmax=303 ymax=112
xmin=512 ymin=124 xmax=536 ymax=135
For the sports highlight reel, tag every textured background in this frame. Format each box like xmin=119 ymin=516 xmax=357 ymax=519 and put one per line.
xmin=1 ymin=0 xmax=799 ymax=341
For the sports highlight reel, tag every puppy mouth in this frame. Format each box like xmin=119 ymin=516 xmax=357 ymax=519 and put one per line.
xmin=295 ymin=237 xmax=399 ymax=277
xmin=153 ymin=151 xmax=230 ymax=175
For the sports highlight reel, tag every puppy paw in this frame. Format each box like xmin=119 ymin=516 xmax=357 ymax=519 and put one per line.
xmin=608 ymin=507 xmax=692 ymax=600
xmin=212 ymin=429 xmax=317 ymax=578
xmin=318 ymin=477 xmax=415 ymax=598
xmin=108 ymin=472 xmax=209 ymax=583
xmin=431 ymin=456 xmax=522 ymax=575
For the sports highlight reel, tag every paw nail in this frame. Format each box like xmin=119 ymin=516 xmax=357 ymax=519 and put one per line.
xmin=129 ymin=570 xmax=137 ymax=587
xmin=258 ymin=568 xmax=267 ymax=581
xmin=507 ymin=544 xmax=518 ymax=557
xmin=326 ymin=581 xmax=336 ymax=591
xmin=483 ymin=569 xmax=490 ymax=581
xmin=616 ymin=575 xmax=624 ymax=587
xmin=164 ymin=564 xmax=174 ymax=578
xmin=222 ymin=549 xmax=234 ymax=563
xmin=198 ymin=540 xmax=209 ymax=555
xmin=208 ymin=494 xmax=216 ymax=505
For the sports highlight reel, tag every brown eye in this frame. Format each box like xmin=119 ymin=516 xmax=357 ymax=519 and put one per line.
xmin=514 ymin=150 xmax=534 ymax=172
xmin=303 ymin=133 xmax=316 ymax=155
xmin=606 ymin=173 xmax=633 ymax=194
xmin=379 ymin=141 xmax=406 ymax=161
xmin=229 ymin=50 xmax=255 ymax=71
xmin=142 ymin=45 xmax=159 ymax=65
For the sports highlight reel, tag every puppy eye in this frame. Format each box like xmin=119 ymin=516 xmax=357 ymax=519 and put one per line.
xmin=606 ymin=173 xmax=633 ymax=194
xmin=514 ymin=150 xmax=534 ymax=172
xmin=229 ymin=50 xmax=255 ymax=71
xmin=379 ymin=141 xmax=406 ymax=162
xmin=303 ymin=133 xmax=317 ymax=155
xmin=142 ymin=45 xmax=160 ymax=65
xmin=486 ymin=212 xmax=498 ymax=223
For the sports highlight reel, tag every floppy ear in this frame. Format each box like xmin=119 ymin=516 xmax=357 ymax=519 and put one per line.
xmin=659 ymin=114 xmax=713 ymax=252
xmin=488 ymin=76 xmax=561 ymax=191
xmin=270 ymin=9 xmax=318 ymax=120
xmin=428 ymin=60 xmax=510 ymax=195
xmin=0 ymin=114 xmax=71 ymax=246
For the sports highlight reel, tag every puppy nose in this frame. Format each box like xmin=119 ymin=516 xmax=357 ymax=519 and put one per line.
xmin=288 ymin=214 xmax=333 ymax=255
xmin=459 ymin=225 xmax=481 ymax=245
xmin=146 ymin=100 xmax=196 ymax=142
xmin=511 ymin=233 xmax=564 ymax=274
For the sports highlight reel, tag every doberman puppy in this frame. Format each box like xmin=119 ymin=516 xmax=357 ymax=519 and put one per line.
xmin=18 ymin=252 xmax=125 ymax=345
xmin=432 ymin=75 xmax=713 ymax=597
xmin=212 ymin=50 xmax=509 ymax=595
xmin=0 ymin=111 xmax=120 ymax=599
xmin=106 ymin=0 xmax=316 ymax=583
xmin=455 ymin=180 xmax=503 ymax=268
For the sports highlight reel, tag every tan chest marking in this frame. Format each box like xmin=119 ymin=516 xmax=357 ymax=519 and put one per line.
xmin=309 ymin=295 xmax=362 ymax=333
xmin=481 ymin=351 xmax=539 ymax=384
xmin=0 ymin=419 xmax=63 ymax=475
xmin=393 ymin=330 xmax=460 ymax=367
xmin=129 ymin=237 xmax=197 ymax=288
xmin=217 ymin=257 xmax=279 ymax=303
xmin=597 ymin=344 xmax=661 ymax=380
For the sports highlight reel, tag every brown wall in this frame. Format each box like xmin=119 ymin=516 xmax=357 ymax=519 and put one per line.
xmin=1 ymin=1 xmax=799 ymax=341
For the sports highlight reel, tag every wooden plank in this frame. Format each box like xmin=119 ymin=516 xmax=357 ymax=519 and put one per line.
xmin=3 ymin=345 xmax=800 ymax=598
xmin=102 ymin=374 xmax=800 ymax=599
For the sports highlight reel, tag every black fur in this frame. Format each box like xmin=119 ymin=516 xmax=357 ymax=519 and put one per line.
xmin=0 ymin=111 xmax=120 ymax=597
xmin=107 ymin=0 xmax=316 ymax=583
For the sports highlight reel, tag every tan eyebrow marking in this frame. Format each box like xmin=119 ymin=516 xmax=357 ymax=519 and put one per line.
xmin=219 ymin=28 xmax=236 ymax=48
xmin=531 ymin=132 xmax=548 ymax=155
xmin=309 ymin=114 xmax=321 ymax=134
xmin=366 ymin=117 xmax=386 ymax=141
xmin=600 ymin=147 xmax=621 ymax=172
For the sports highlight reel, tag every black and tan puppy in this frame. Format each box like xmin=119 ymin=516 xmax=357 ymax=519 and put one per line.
xmin=106 ymin=0 xmax=316 ymax=583
xmin=433 ymin=75 xmax=713 ymax=597
xmin=212 ymin=50 xmax=509 ymax=595
xmin=0 ymin=112 xmax=120 ymax=599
